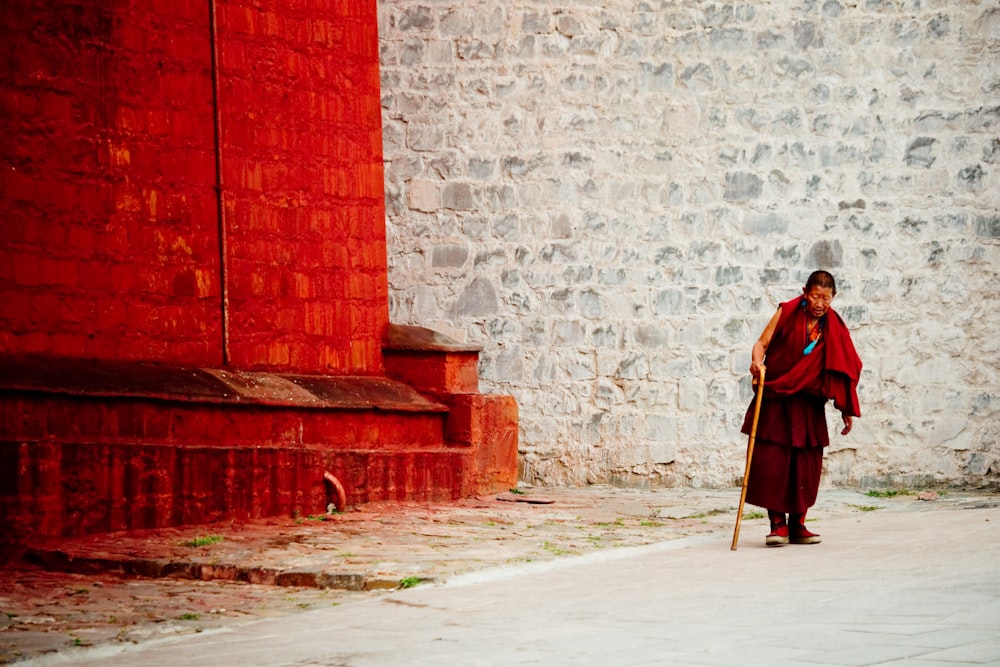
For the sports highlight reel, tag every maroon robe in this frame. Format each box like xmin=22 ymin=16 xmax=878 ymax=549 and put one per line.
xmin=741 ymin=296 xmax=862 ymax=513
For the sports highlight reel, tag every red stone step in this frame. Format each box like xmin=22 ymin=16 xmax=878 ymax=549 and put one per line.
xmin=0 ymin=356 xmax=518 ymax=555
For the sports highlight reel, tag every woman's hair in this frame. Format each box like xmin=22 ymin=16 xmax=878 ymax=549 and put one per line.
xmin=805 ymin=269 xmax=837 ymax=295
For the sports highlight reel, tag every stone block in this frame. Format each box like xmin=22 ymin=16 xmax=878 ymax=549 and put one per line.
xmin=432 ymin=244 xmax=470 ymax=268
xmin=807 ymin=239 xmax=843 ymax=268
xmin=521 ymin=11 xmax=551 ymax=34
xmin=451 ymin=277 xmax=499 ymax=317
xmin=905 ymin=137 xmax=937 ymax=167
xmin=442 ymin=182 xmax=475 ymax=210
xmin=723 ymin=172 xmax=763 ymax=201
xmin=635 ymin=323 xmax=669 ymax=348
xmin=746 ymin=212 xmax=788 ymax=235
xmin=974 ymin=215 xmax=1000 ymax=237
xmin=407 ymin=180 xmax=440 ymax=212
xmin=407 ymin=125 xmax=445 ymax=152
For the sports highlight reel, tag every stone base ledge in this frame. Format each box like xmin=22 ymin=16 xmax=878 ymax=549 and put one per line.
xmin=0 ymin=355 xmax=446 ymax=413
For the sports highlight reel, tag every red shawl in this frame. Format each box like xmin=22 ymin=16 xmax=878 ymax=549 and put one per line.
xmin=763 ymin=297 xmax=863 ymax=417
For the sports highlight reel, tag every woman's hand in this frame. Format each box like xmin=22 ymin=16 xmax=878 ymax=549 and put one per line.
xmin=841 ymin=414 xmax=853 ymax=436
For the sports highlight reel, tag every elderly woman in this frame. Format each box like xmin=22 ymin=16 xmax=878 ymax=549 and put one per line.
xmin=744 ymin=270 xmax=863 ymax=546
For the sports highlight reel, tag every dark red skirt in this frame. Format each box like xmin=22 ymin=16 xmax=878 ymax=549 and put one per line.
xmin=741 ymin=393 xmax=828 ymax=513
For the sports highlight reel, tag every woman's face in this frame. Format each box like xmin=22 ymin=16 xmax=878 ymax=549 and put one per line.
xmin=802 ymin=285 xmax=835 ymax=319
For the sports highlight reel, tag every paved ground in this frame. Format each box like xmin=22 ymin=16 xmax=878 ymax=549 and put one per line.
xmin=2 ymin=486 xmax=998 ymax=666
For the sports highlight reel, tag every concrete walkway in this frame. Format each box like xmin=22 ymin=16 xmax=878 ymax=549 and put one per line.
xmin=23 ymin=493 xmax=1000 ymax=667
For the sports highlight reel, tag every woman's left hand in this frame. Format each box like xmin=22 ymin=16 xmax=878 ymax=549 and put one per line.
xmin=840 ymin=414 xmax=853 ymax=436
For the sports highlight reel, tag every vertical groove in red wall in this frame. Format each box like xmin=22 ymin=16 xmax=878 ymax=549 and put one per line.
xmin=208 ymin=0 xmax=230 ymax=365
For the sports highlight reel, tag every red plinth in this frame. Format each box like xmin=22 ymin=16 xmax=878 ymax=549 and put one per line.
xmin=0 ymin=0 xmax=518 ymax=557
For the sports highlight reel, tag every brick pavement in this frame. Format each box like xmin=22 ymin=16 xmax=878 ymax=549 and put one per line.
xmin=2 ymin=486 xmax=996 ymax=665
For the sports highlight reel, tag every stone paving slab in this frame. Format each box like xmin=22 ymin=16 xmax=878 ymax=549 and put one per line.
xmin=1 ymin=486 xmax=996 ymax=664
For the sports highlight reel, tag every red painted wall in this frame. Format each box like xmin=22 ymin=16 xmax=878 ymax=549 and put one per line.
xmin=1 ymin=0 xmax=222 ymax=365
xmin=0 ymin=0 xmax=388 ymax=374
xmin=0 ymin=2 xmax=517 ymax=549
xmin=218 ymin=1 xmax=388 ymax=373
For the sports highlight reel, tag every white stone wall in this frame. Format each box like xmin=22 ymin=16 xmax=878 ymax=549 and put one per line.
xmin=377 ymin=1 xmax=1000 ymax=489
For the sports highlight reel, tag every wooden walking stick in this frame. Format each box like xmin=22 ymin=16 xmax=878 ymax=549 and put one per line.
xmin=731 ymin=367 xmax=765 ymax=551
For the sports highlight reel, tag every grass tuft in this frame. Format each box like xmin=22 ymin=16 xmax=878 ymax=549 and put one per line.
xmin=184 ymin=535 xmax=224 ymax=548
xmin=865 ymin=489 xmax=913 ymax=498
xmin=848 ymin=504 xmax=880 ymax=512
